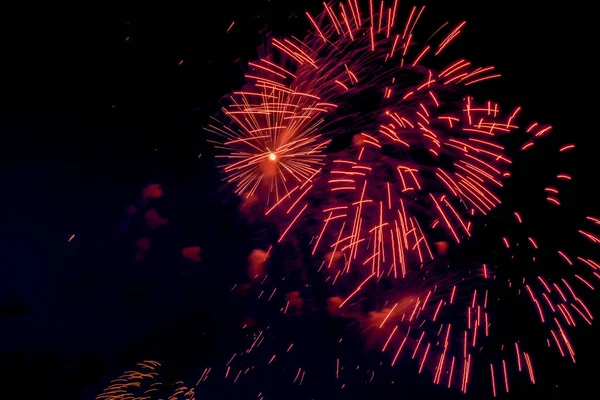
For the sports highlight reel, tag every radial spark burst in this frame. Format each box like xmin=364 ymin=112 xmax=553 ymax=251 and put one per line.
xmin=206 ymin=62 xmax=334 ymax=204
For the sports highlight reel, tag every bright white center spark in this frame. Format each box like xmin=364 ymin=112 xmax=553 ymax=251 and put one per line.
xmin=268 ymin=153 xmax=277 ymax=161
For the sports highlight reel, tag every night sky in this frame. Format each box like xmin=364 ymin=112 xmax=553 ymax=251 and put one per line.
xmin=1 ymin=1 xmax=596 ymax=399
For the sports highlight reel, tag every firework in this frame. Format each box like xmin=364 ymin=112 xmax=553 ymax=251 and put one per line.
xmin=205 ymin=61 xmax=334 ymax=204
xmin=206 ymin=0 xmax=597 ymax=395
xmin=96 ymin=361 xmax=196 ymax=400
xmin=211 ymin=0 xmax=521 ymax=299
xmin=210 ymin=0 xmax=521 ymax=261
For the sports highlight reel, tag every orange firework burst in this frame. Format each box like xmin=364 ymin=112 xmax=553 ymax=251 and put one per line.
xmin=96 ymin=361 xmax=196 ymax=400
xmin=205 ymin=58 xmax=335 ymax=204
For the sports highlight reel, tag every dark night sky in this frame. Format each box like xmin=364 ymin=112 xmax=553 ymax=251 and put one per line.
xmin=0 ymin=1 xmax=596 ymax=398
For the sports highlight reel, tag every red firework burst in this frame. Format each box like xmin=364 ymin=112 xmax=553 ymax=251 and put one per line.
xmin=212 ymin=0 xmax=522 ymax=284
xmin=207 ymin=0 xmax=597 ymax=395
